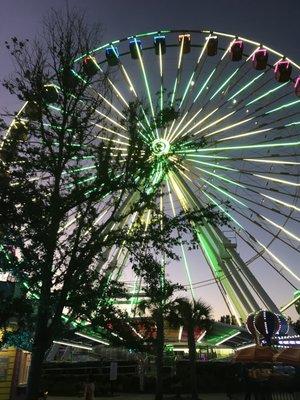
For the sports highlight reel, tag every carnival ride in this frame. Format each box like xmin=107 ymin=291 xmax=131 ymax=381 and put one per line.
xmin=2 ymin=29 xmax=300 ymax=330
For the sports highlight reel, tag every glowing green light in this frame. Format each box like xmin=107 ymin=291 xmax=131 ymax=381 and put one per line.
xmin=193 ymin=69 xmax=216 ymax=103
xmin=228 ymin=72 xmax=264 ymax=101
xmin=246 ymin=82 xmax=288 ymax=106
xmin=152 ymin=138 xmax=170 ymax=155
xmin=210 ymin=68 xmax=239 ymax=100
xmin=266 ymin=99 xmax=300 ymax=115
xmin=201 ymin=178 xmax=247 ymax=207
xmin=202 ymin=192 xmax=244 ymax=230
xmin=178 ymin=140 xmax=300 ymax=153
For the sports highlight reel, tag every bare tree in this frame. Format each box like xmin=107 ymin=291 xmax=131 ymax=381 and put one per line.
xmin=0 ymin=8 xmax=155 ymax=399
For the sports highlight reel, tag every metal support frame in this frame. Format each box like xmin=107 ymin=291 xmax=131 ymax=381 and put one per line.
xmin=174 ymin=173 xmax=280 ymax=322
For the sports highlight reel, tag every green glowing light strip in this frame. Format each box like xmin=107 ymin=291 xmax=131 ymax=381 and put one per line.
xmin=135 ymin=39 xmax=156 ymax=123
xmin=166 ymin=178 xmax=195 ymax=297
xmin=159 ymin=42 xmax=164 ymax=112
xmin=260 ymin=193 xmax=300 ymax=212
xmin=260 ymin=215 xmax=300 ymax=243
xmin=186 ymin=158 xmax=237 ymax=171
xmin=179 ymin=35 xmax=210 ymax=108
xmin=201 ymin=178 xmax=247 ymax=207
xmin=129 ymin=276 xmax=139 ymax=311
xmin=170 ymin=37 xmax=185 ymax=106
xmin=254 ymin=173 xmax=300 ymax=187
xmin=98 ymin=65 xmax=129 ymax=107
xmin=71 ymin=70 xmax=126 ymax=120
xmin=193 ymin=68 xmax=216 ymax=103
xmin=245 ymin=82 xmax=288 ymax=106
xmin=217 ymin=127 xmax=272 ymax=142
xmin=177 ymin=140 xmax=300 ymax=153
xmin=202 ymin=191 xmax=244 ymax=230
xmin=257 ymin=240 xmax=300 ymax=282
xmin=168 ymin=107 xmax=203 ymax=142
xmin=193 ymin=166 xmax=245 ymax=188
xmin=210 ymin=68 xmax=239 ymax=100
xmin=119 ymin=62 xmax=154 ymax=138
xmin=228 ymin=72 xmax=265 ymax=101
xmin=266 ymin=99 xmax=300 ymax=115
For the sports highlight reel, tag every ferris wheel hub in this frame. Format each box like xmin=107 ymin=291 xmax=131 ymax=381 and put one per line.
xmin=151 ymin=138 xmax=170 ymax=156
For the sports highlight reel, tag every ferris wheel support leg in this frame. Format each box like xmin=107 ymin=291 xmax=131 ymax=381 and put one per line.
xmin=174 ymin=173 xmax=280 ymax=321
xmin=200 ymin=223 xmax=260 ymax=313
xmin=227 ymin=249 xmax=280 ymax=314
xmin=196 ymin=227 xmax=250 ymax=322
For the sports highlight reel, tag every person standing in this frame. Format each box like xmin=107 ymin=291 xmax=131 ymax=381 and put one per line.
xmin=84 ymin=375 xmax=95 ymax=400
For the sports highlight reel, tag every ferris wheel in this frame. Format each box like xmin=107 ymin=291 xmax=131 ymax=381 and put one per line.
xmin=4 ymin=29 xmax=300 ymax=324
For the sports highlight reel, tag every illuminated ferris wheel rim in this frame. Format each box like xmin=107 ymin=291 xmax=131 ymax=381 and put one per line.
xmin=74 ymin=28 xmax=300 ymax=73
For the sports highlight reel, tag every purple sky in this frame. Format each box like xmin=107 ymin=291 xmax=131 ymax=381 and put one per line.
xmin=1 ymin=0 xmax=300 ymax=320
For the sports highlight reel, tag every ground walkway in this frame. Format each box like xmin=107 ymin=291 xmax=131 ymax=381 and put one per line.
xmin=50 ymin=395 xmax=238 ymax=400
xmin=50 ymin=393 xmax=300 ymax=399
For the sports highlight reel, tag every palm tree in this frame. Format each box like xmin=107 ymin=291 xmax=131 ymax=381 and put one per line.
xmin=137 ymin=279 xmax=179 ymax=400
xmin=169 ymin=297 xmax=212 ymax=400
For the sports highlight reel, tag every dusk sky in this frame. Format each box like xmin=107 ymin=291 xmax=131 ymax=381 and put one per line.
xmin=1 ymin=0 xmax=300 ymax=321
xmin=1 ymin=0 xmax=300 ymax=105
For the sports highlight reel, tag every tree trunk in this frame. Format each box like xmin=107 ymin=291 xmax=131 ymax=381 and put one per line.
xmin=155 ymin=313 xmax=164 ymax=400
xmin=26 ymin=295 xmax=51 ymax=399
xmin=187 ymin=324 xmax=198 ymax=400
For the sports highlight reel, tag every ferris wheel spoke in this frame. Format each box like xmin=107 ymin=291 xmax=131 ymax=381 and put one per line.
xmin=260 ymin=193 xmax=300 ymax=212
xmin=190 ymin=161 xmax=299 ymax=199
xmin=187 ymin=162 xmax=299 ymax=212
xmin=98 ymin=65 xmax=129 ymax=108
xmin=259 ymin=214 xmax=300 ymax=243
xmin=227 ymin=71 xmax=268 ymax=102
xmin=119 ymin=64 xmax=139 ymax=98
xmin=170 ymin=36 xmax=185 ymax=107
xmin=203 ymin=190 xmax=300 ymax=273
xmin=166 ymin=178 xmax=195 ymax=297
xmin=246 ymin=82 xmax=290 ymax=107
xmin=191 ymin=40 xmax=233 ymax=107
xmin=204 ymin=176 xmax=300 ymax=225
xmin=170 ymin=41 xmax=235 ymax=140
xmin=234 ymin=229 xmax=298 ymax=289
xmin=201 ymin=191 xmax=297 ymax=307
xmin=118 ymin=62 xmax=154 ymax=138
xmin=178 ymin=34 xmax=211 ymax=109
xmin=225 ymin=200 xmax=300 ymax=254
xmin=158 ymin=42 xmax=165 ymax=113
xmin=188 ymin=80 xmax=293 ymax=142
xmin=71 ymin=70 xmax=127 ymax=121
xmin=164 ymin=39 xmax=187 ymax=141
